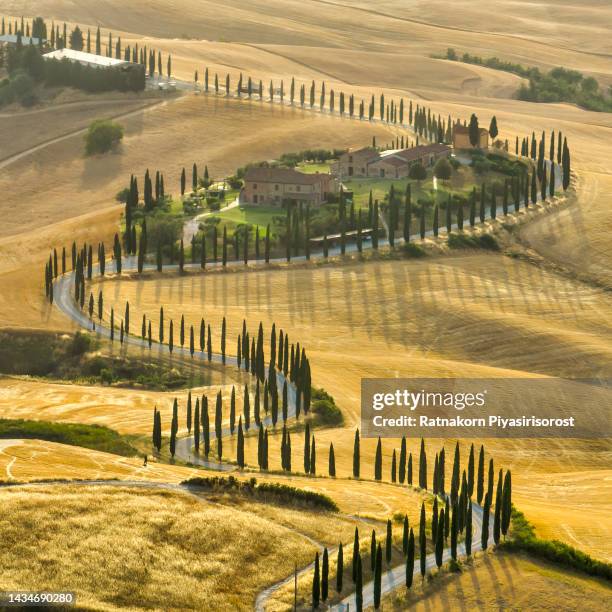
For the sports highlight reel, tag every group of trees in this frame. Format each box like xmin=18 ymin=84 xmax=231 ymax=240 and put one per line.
xmin=518 ymin=129 xmax=571 ymax=191
xmin=311 ymin=439 xmax=512 ymax=609
xmin=444 ymin=48 xmax=612 ymax=113
xmin=143 ymin=316 xmax=312 ymax=462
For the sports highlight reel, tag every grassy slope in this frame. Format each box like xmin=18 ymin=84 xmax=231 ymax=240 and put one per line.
xmin=0 ymin=486 xmax=322 ymax=610
xmin=382 ymin=550 xmax=612 ymax=610
xmin=0 ymin=418 xmax=136 ymax=456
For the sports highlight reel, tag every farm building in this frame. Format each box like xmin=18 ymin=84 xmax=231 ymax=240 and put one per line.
xmin=332 ymin=143 xmax=451 ymax=180
xmin=0 ymin=34 xmax=43 ymax=47
xmin=42 ymin=48 xmax=129 ymax=69
xmin=452 ymin=124 xmax=489 ymax=149
xmin=241 ymin=167 xmax=338 ymax=206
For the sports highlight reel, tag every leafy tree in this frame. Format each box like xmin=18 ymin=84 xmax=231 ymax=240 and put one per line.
xmin=85 ymin=120 xmax=123 ymax=155
xmin=433 ymin=157 xmax=452 ymax=181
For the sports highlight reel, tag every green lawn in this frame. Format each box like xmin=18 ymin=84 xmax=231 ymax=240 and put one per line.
xmin=297 ymin=161 xmax=332 ymax=174
xmin=215 ymin=205 xmax=285 ymax=234
xmin=343 ymin=165 xmax=506 ymax=208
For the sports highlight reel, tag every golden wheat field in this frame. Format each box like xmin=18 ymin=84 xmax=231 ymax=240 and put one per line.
xmin=0 ymin=484 xmax=356 ymax=610
xmin=0 ymin=0 xmax=611 ymax=606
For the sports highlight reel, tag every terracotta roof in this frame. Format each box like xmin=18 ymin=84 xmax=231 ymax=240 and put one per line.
xmin=346 ymin=147 xmax=379 ymax=160
xmin=394 ymin=144 xmax=450 ymax=161
xmin=453 ymin=124 xmax=488 ymax=135
xmin=369 ymin=156 xmax=407 ymax=168
xmin=244 ymin=166 xmax=329 ymax=185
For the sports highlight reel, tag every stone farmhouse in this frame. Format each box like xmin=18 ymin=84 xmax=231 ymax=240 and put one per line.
xmin=241 ymin=167 xmax=338 ymax=206
xmin=452 ymin=124 xmax=489 ymax=149
xmin=332 ymin=143 xmax=451 ymax=180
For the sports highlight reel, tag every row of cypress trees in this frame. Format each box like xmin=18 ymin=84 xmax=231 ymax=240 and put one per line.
xmin=310 ymin=440 xmax=512 ymax=609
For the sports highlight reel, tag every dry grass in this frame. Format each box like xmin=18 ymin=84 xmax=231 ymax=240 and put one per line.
xmin=0 ymin=0 xmax=611 ymax=586
xmin=0 ymin=376 xmax=245 ymax=435
xmin=0 ymin=484 xmax=324 ymax=610
xmin=383 ymin=550 xmax=612 ymax=610
xmin=0 ymin=438 xmax=198 ymax=482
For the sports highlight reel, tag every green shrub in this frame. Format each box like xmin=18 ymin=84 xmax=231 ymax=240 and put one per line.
xmin=0 ymin=419 xmax=136 ymax=456
xmin=85 ymin=119 xmax=124 ymax=155
xmin=402 ymin=243 xmax=426 ymax=258
xmin=502 ymin=508 xmax=612 ymax=580
xmin=448 ymin=233 xmax=499 ymax=251
xmin=182 ymin=476 xmax=339 ymax=511
xmin=309 ymin=388 xmax=344 ymax=426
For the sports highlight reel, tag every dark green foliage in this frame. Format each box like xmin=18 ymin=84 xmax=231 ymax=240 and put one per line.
xmin=406 ymin=528 xmax=414 ymax=588
xmin=501 ymin=507 xmax=612 ymax=580
xmin=447 ymin=233 xmax=499 ymax=251
xmin=336 ymin=543 xmax=343 ymax=593
xmin=0 ymin=418 xmax=136 ymax=456
xmin=312 ymin=552 xmax=320 ymax=609
xmin=374 ymin=436 xmax=382 ymax=480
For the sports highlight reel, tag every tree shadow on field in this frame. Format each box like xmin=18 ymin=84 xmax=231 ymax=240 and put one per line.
xmin=80 ymin=143 xmax=124 ymax=191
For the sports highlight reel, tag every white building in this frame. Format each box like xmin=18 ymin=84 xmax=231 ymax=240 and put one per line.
xmin=42 ymin=48 xmax=128 ymax=69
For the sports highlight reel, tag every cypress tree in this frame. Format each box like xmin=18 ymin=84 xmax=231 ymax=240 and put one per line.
xmin=477 ymin=444 xmax=485 ymax=505
xmin=451 ymin=442 xmax=460 ymax=504
xmin=355 ymin=554 xmax=363 ymax=611
xmin=237 ymin=417 xmax=245 ymax=468
xmin=391 ymin=449 xmax=397 ymax=482
xmin=385 ymin=519 xmax=392 ymax=565
xmin=494 ymin=469 xmax=502 ymax=544
xmin=419 ymin=438 xmax=427 ymax=489
xmin=482 ymin=492 xmax=490 ymax=550
xmin=502 ymin=470 xmax=512 ymax=537
xmin=194 ymin=398 xmax=200 ymax=452
xmin=435 ymin=508 xmax=444 ymax=568
xmin=336 ymin=542 xmax=343 ymax=593
xmin=329 ymin=442 xmax=336 ymax=477
xmin=215 ymin=390 xmax=222 ymax=459
xmin=243 ymin=383 xmax=250 ymax=431
xmin=353 ymin=429 xmax=360 ymax=478
xmin=450 ymin=500 xmax=458 ymax=560
xmin=467 ymin=443 xmax=475 ymax=498
xmin=406 ymin=528 xmax=414 ymax=589
xmin=370 ymin=530 xmax=376 ymax=572
xmin=374 ymin=544 xmax=382 ymax=609
xmin=399 ymin=436 xmax=407 ymax=483
xmin=374 ymin=437 xmax=382 ymax=480
xmin=419 ymin=503 xmax=426 ymax=579
xmin=309 ymin=435 xmax=316 ymax=475
xmin=352 ymin=527 xmax=359 ymax=583
xmin=407 ymin=452 xmax=413 ymax=485
xmin=465 ymin=501 xmax=473 ymax=556
xmin=202 ymin=396 xmax=210 ymax=456
xmin=186 ymin=391 xmax=192 ymax=432
xmin=230 ymin=386 xmax=236 ymax=434
xmin=322 ymin=547 xmax=329 ymax=602
xmin=312 ymin=552 xmax=320 ymax=609
xmin=487 ymin=458 xmax=494 ymax=504
xmin=303 ymin=423 xmax=311 ymax=473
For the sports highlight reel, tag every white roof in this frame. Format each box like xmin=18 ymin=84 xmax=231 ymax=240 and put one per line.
xmin=379 ymin=149 xmax=404 ymax=158
xmin=43 ymin=48 xmax=128 ymax=68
